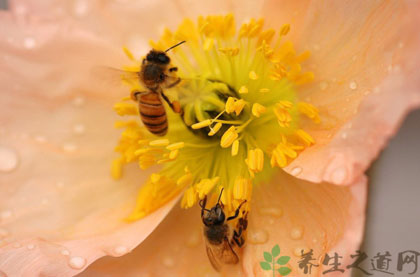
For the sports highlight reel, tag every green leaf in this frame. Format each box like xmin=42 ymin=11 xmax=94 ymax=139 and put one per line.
xmin=278 ymin=267 xmax=292 ymax=276
xmin=263 ymin=252 xmax=272 ymax=262
xmin=276 ymin=256 xmax=291 ymax=265
xmin=271 ymin=244 xmax=280 ymax=257
xmin=259 ymin=261 xmax=271 ymax=271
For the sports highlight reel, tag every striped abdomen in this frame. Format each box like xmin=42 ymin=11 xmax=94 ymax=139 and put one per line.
xmin=138 ymin=92 xmax=168 ymax=136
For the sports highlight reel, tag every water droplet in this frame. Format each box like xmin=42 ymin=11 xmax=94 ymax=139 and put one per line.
xmin=1 ymin=210 xmax=13 ymax=220
xmin=61 ymin=249 xmax=70 ymax=256
xmin=185 ymin=231 xmax=201 ymax=248
xmin=290 ymin=226 xmax=304 ymax=240
xmin=258 ymin=207 xmax=283 ymax=218
xmin=62 ymin=143 xmax=77 ymax=153
xmin=56 ymin=181 xmax=65 ymax=188
xmin=34 ymin=135 xmax=47 ymax=143
xmin=290 ymin=167 xmax=302 ymax=176
xmin=41 ymin=198 xmax=49 ymax=205
xmin=0 ymin=228 xmax=9 ymax=238
xmin=294 ymin=247 xmax=309 ymax=257
xmin=330 ymin=166 xmax=348 ymax=184
xmin=248 ymin=229 xmax=269 ymax=244
xmin=364 ymin=90 xmax=371 ymax=96
xmin=352 ymin=55 xmax=357 ymax=61
xmin=313 ymin=44 xmax=320 ymax=51
xmin=73 ymin=124 xmax=85 ymax=135
xmin=23 ymin=37 xmax=36 ymax=49
xmin=387 ymin=65 xmax=393 ymax=72
xmin=162 ymin=256 xmax=175 ymax=268
xmin=27 ymin=244 xmax=35 ymax=250
xmin=113 ymin=245 xmax=128 ymax=256
xmin=0 ymin=146 xmax=19 ymax=173
xmin=398 ymin=42 xmax=404 ymax=48
xmin=72 ymin=97 xmax=85 ymax=107
xmin=349 ymin=81 xmax=357 ymax=90
xmin=341 ymin=132 xmax=348 ymax=139
xmin=68 ymin=256 xmax=86 ymax=269
xmin=374 ymin=87 xmax=380 ymax=94
xmin=319 ymin=81 xmax=328 ymax=91
xmin=73 ymin=0 xmax=89 ymax=16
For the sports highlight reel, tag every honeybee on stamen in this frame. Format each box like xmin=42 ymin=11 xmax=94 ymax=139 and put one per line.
xmin=200 ymin=189 xmax=248 ymax=271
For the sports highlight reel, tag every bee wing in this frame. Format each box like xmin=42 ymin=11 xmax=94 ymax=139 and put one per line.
xmin=205 ymin=237 xmax=239 ymax=272
xmin=91 ymin=66 xmax=140 ymax=87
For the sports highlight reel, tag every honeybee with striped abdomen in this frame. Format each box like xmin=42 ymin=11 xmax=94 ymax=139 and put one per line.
xmin=129 ymin=41 xmax=186 ymax=136
xmin=200 ymin=189 xmax=248 ymax=271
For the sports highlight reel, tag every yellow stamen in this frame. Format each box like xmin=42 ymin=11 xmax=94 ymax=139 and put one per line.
xmin=167 ymin=142 xmax=185 ymax=151
xmin=181 ymin=186 xmax=197 ymax=209
xmin=192 ymin=119 xmax=212 ymax=129
xmin=208 ymin=122 xmax=222 ymax=136
xmin=113 ymin=102 xmax=138 ymax=116
xmin=149 ymin=139 xmax=170 ymax=146
xmin=111 ymin=158 xmax=123 ymax=180
xmin=246 ymin=148 xmax=264 ymax=173
xmin=233 ymin=177 xmax=252 ymax=200
xmin=220 ymin=126 xmax=238 ymax=148
xmin=169 ymin=149 xmax=179 ymax=160
xmin=239 ymin=85 xmax=249 ymax=94
xmin=298 ymin=102 xmax=321 ymax=123
xmin=249 ymin=71 xmax=258 ymax=80
xmin=295 ymin=129 xmax=315 ymax=146
xmin=252 ymin=103 xmax=267 ymax=118
xmin=231 ymin=140 xmax=239 ymax=156
xmin=225 ymin=97 xmax=236 ymax=114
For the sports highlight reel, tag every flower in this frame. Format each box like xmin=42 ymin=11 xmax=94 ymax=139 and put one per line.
xmin=112 ymin=14 xmax=319 ymax=220
xmin=0 ymin=1 xmax=419 ymax=276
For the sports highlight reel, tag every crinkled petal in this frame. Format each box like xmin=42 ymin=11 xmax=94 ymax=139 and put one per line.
xmin=0 ymin=0 xmax=265 ymax=276
xmin=243 ymin=172 xmax=367 ymax=276
xmin=262 ymin=1 xmax=420 ymax=185
xmin=79 ymin=171 xmax=366 ymax=276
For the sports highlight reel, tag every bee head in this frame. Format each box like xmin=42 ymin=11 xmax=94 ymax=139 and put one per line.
xmin=146 ymin=50 xmax=170 ymax=65
xmin=203 ymin=203 xmax=225 ymax=226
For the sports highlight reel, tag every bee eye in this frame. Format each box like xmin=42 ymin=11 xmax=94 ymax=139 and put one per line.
xmin=157 ymin=53 xmax=170 ymax=64
xmin=160 ymin=73 xmax=165 ymax=81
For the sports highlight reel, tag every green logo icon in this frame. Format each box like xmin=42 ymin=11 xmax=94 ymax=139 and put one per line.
xmin=259 ymin=244 xmax=292 ymax=276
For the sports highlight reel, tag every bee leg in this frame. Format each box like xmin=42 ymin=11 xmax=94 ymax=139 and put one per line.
xmin=232 ymin=212 xmax=248 ymax=247
xmin=169 ymin=67 xmax=178 ymax=72
xmin=160 ymin=90 xmax=182 ymax=113
xmin=199 ymin=196 xmax=208 ymax=218
xmin=226 ymin=200 xmax=247 ymax=221
xmin=166 ymin=77 xmax=181 ymax=88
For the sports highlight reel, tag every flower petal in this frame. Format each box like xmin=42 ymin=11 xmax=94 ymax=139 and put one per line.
xmin=263 ymin=1 xmax=420 ymax=185
xmin=243 ymin=171 xmax=367 ymax=276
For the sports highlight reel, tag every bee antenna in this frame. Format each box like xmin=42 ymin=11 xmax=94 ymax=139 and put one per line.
xmin=165 ymin=40 xmax=186 ymax=52
xmin=217 ymin=188 xmax=224 ymax=204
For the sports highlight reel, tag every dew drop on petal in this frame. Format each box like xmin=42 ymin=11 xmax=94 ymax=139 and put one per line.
xmin=73 ymin=124 xmax=85 ymax=135
xmin=294 ymin=246 xmax=309 ymax=257
xmin=62 ymin=143 xmax=78 ymax=153
xmin=248 ymin=229 xmax=269 ymax=244
xmin=34 ymin=135 xmax=47 ymax=143
xmin=0 ymin=146 xmax=19 ymax=173
xmin=1 ymin=210 xmax=13 ymax=220
xmin=258 ymin=207 xmax=283 ymax=218
xmin=56 ymin=181 xmax=65 ymax=188
xmin=27 ymin=244 xmax=35 ymax=250
xmin=23 ymin=37 xmax=36 ymax=49
xmin=68 ymin=256 xmax=86 ymax=269
xmin=0 ymin=229 xmax=9 ymax=238
xmin=73 ymin=0 xmax=89 ymax=16
xmin=341 ymin=132 xmax=348 ymax=139
xmin=185 ymin=230 xmax=201 ymax=248
xmin=349 ymin=81 xmax=357 ymax=90
xmin=113 ymin=245 xmax=128 ymax=256
xmin=162 ymin=256 xmax=175 ymax=268
xmin=72 ymin=97 xmax=85 ymax=107
xmin=61 ymin=249 xmax=70 ymax=256
xmin=290 ymin=166 xmax=302 ymax=176
xmin=290 ymin=226 xmax=304 ymax=240
xmin=330 ymin=166 xmax=348 ymax=184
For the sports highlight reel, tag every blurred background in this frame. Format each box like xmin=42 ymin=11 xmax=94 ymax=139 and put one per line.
xmin=1 ymin=0 xmax=419 ymax=276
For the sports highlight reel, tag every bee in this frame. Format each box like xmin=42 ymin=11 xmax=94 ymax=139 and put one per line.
xmin=199 ymin=189 xmax=248 ymax=271
xmin=128 ymin=41 xmax=186 ymax=136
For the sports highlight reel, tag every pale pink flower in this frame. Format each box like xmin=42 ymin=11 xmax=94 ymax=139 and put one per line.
xmin=0 ymin=1 xmax=419 ymax=276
